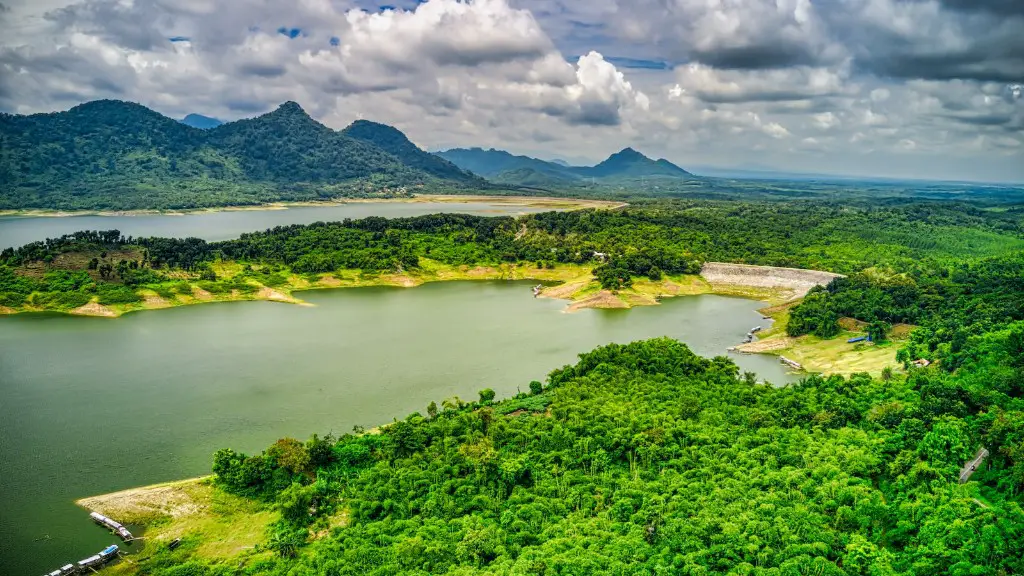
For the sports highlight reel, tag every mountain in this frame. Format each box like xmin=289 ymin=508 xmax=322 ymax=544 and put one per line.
xmin=180 ymin=113 xmax=223 ymax=129
xmin=578 ymin=147 xmax=692 ymax=179
xmin=435 ymin=147 xmax=579 ymax=181
xmin=437 ymin=146 xmax=692 ymax=186
xmin=0 ymin=100 xmax=486 ymax=211
xmin=342 ymin=120 xmax=485 ymax=185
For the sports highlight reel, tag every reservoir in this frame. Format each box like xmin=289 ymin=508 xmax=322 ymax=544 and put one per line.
xmin=0 ymin=282 xmax=796 ymax=575
xmin=0 ymin=201 xmax=557 ymax=249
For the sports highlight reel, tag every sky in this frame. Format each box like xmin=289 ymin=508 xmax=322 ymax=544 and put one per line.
xmin=0 ymin=0 xmax=1022 ymax=183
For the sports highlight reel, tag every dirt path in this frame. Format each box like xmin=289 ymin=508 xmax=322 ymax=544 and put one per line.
xmin=959 ymin=447 xmax=989 ymax=484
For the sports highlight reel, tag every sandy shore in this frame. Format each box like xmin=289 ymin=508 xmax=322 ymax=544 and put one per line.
xmin=0 ymin=194 xmax=624 ymax=218
xmin=77 ymin=477 xmax=213 ymax=523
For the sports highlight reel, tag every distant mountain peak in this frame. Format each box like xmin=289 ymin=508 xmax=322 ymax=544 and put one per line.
xmin=343 ymin=119 xmax=485 ymax=184
xmin=608 ymin=147 xmax=646 ymax=160
xmin=267 ymin=101 xmax=313 ymax=120
xmin=180 ymin=113 xmax=223 ymax=129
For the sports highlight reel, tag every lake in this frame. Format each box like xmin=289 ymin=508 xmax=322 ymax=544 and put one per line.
xmin=0 ymin=201 xmax=557 ymax=249
xmin=0 ymin=282 xmax=796 ymax=575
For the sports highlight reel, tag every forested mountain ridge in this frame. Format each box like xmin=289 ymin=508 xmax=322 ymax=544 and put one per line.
xmin=180 ymin=113 xmax=223 ymax=129
xmin=436 ymin=146 xmax=693 ymax=185
xmin=0 ymin=100 xmax=491 ymax=211
xmin=341 ymin=120 xmax=485 ymax=185
xmin=578 ymin=147 xmax=692 ymax=178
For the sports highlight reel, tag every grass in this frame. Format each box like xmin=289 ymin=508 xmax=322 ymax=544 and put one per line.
xmin=541 ymin=272 xmax=799 ymax=312
xmin=78 ymin=477 xmax=277 ymax=573
xmin=738 ymin=306 xmax=908 ymax=376
xmin=779 ymin=335 xmax=899 ymax=376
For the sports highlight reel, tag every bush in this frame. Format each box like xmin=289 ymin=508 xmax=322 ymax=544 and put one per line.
xmin=0 ymin=291 xmax=27 ymax=307
xmin=33 ymin=291 xmax=92 ymax=309
xmin=96 ymin=284 xmax=142 ymax=305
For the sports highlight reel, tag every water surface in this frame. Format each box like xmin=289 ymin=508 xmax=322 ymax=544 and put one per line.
xmin=0 ymin=201 xmax=555 ymax=249
xmin=0 ymin=282 xmax=795 ymax=574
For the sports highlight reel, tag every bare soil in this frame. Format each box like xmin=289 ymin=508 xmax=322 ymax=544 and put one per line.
xmin=71 ymin=301 xmax=117 ymax=317
xmin=567 ymin=290 xmax=628 ymax=312
xmin=77 ymin=477 xmax=211 ymax=524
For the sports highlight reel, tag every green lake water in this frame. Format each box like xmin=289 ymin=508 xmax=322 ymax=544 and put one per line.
xmin=0 ymin=281 xmax=798 ymax=575
xmin=0 ymin=201 xmax=555 ymax=249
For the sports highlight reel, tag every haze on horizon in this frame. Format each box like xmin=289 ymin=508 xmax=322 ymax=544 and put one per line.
xmin=1 ymin=0 xmax=1022 ymax=184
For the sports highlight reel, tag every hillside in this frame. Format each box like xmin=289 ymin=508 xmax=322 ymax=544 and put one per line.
xmin=434 ymin=147 xmax=580 ymax=181
xmin=342 ymin=120 xmax=485 ymax=185
xmin=436 ymin=146 xmax=692 ymax=186
xmin=180 ymin=113 xmax=223 ymax=129
xmin=0 ymin=100 xmax=485 ymax=211
xmin=577 ymin=147 xmax=692 ymax=178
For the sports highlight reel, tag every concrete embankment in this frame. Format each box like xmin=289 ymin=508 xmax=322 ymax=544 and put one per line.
xmin=700 ymin=262 xmax=843 ymax=300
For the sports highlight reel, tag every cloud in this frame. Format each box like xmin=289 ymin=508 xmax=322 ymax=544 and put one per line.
xmin=0 ymin=0 xmax=1021 ymax=182
xmin=831 ymin=0 xmax=1024 ymax=83
xmin=669 ymin=63 xmax=851 ymax=104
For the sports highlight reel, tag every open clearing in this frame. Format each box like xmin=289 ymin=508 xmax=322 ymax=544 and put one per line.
xmin=78 ymin=477 xmax=277 ymax=570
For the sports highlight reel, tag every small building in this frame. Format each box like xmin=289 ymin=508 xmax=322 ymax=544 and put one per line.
xmin=912 ymin=359 xmax=931 ymax=367
xmin=592 ymin=252 xmax=608 ymax=262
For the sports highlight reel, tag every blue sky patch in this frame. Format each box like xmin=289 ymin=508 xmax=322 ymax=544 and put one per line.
xmin=168 ymin=36 xmax=190 ymax=43
xmin=277 ymin=27 xmax=303 ymax=39
xmin=330 ymin=36 xmax=340 ymax=47
xmin=603 ymin=56 xmax=671 ymax=70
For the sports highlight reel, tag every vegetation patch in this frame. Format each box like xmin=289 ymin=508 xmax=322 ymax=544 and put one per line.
xmin=91 ymin=336 xmax=1024 ymax=575
xmin=79 ymin=477 xmax=277 ymax=571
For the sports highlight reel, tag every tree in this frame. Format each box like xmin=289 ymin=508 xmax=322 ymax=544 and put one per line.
xmin=479 ymin=388 xmax=496 ymax=403
xmin=427 ymin=401 xmax=439 ymax=420
xmin=868 ymin=320 xmax=891 ymax=343
xmin=529 ymin=380 xmax=544 ymax=395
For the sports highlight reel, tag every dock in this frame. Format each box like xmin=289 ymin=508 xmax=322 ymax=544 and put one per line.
xmin=44 ymin=545 xmax=118 ymax=575
xmin=90 ymin=511 xmax=133 ymax=541
xmin=779 ymin=356 xmax=803 ymax=370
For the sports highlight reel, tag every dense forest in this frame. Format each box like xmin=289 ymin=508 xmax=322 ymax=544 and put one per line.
xmin=4 ymin=199 xmax=1024 ymax=574
xmin=133 ymin=334 xmax=1024 ymax=575
xmin=3 ymin=202 xmax=1024 ymax=312
xmin=0 ymin=100 xmax=487 ymax=211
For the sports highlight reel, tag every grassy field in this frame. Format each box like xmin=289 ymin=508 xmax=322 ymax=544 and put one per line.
xmin=77 ymin=478 xmax=278 ymax=572
xmin=736 ymin=306 xmax=909 ymax=376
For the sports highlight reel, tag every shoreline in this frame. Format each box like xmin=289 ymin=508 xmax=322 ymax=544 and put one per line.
xmin=0 ymin=194 xmax=625 ymax=219
xmin=0 ymin=261 xmax=814 ymax=320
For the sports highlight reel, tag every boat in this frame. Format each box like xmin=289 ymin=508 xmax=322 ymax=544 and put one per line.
xmin=90 ymin=511 xmax=133 ymax=541
xmin=44 ymin=545 xmax=118 ymax=576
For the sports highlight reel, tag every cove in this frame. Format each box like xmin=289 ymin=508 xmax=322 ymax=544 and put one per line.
xmin=0 ymin=201 xmax=557 ymax=249
xmin=0 ymin=281 xmax=797 ymax=575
